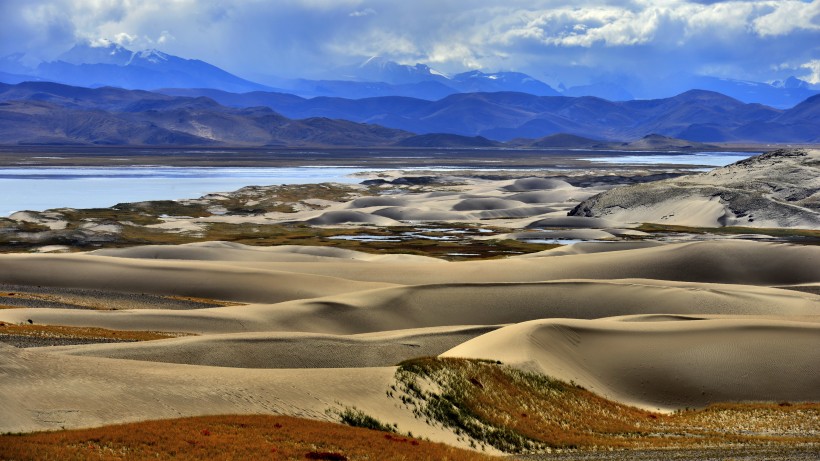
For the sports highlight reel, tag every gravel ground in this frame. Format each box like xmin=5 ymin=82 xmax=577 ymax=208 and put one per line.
xmin=514 ymin=446 xmax=820 ymax=461
xmin=0 ymin=283 xmax=232 ymax=310
xmin=0 ymin=335 xmax=140 ymax=348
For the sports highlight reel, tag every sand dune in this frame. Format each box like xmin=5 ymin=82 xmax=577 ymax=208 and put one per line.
xmin=0 ymin=343 xmax=417 ymax=436
xmin=1 ymin=237 xmax=818 ymax=443
xmin=452 ymin=197 xmax=525 ymax=211
xmin=472 ymin=205 xmax=557 ymax=219
xmin=443 ymin=316 xmax=820 ymax=410
xmin=347 ymin=196 xmax=410 ymax=208
xmin=371 ymin=206 xmax=466 ymax=221
xmin=509 ymin=189 xmax=593 ymax=204
xmin=42 ymin=326 xmax=499 ymax=368
xmin=508 ymin=229 xmax=617 ymax=240
xmin=526 ymin=216 xmax=620 ymax=228
xmin=501 ymin=177 xmax=574 ymax=191
xmin=90 ymin=241 xmax=445 ymax=264
xmin=570 ymin=149 xmax=820 ymax=228
xmin=522 ymin=241 xmax=666 ymax=256
xmin=3 ymin=279 xmax=816 ymax=335
xmin=0 ymin=253 xmax=394 ymax=303
xmin=2 ymin=151 xmax=819 ymax=455
xmin=234 ymin=174 xmax=610 ymax=230
xmin=305 ymin=210 xmax=402 ymax=226
xmin=142 ymin=240 xmax=820 ymax=287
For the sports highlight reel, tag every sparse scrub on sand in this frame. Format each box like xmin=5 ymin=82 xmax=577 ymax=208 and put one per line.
xmin=0 ymin=414 xmax=498 ymax=461
xmin=394 ymin=357 xmax=820 ymax=454
xmin=635 ymin=223 xmax=820 ymax=242
xmin=333 ymin=406 xmax=397 ymax=433
xmin=0 ymin=323 xmax=191 ymax=342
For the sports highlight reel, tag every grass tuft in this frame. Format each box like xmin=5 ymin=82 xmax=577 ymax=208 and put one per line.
xmin=335 ymin=407 xmax=396 ymax=433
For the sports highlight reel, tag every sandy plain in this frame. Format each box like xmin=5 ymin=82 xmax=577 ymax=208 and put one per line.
xmin=0 ymin=147 xmax=818 ymax=459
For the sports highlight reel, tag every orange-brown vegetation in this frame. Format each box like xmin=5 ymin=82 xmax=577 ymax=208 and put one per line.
xmin=0 ymin=414 xmax=499 ymax=461
xmin=396 ymin=358 xmax=820 ymax=453
xmin=0 ymin=290 xmax=117 ymax=310
xmin=0 ymin=323 xmax=192 ymax=342
xmin=164 ymin=295 xmax=242 ymax=307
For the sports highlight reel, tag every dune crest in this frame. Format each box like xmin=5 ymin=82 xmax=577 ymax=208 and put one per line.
xmin=443 ymin=317 xmax=820 ymax=410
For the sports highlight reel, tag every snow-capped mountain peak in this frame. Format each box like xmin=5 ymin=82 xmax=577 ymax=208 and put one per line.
xmin=451 ymin=70 xmax=561 ymax=96
xmin=27 ymin=41 xmax=271 ymax=93
xmin=771 ymin=76 xmax=810 ymax=90
xmin=128 ymin=49 xmax=170 ymax=66
xmin=57 ymin=40 xmax=132 ymax=66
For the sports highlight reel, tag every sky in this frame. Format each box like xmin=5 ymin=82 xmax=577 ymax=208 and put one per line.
xmin=2 ymin=0 xmax=819 ymax=88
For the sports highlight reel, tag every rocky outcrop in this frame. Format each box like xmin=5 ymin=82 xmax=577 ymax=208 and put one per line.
xmin=569 ymin=149 xmax=820 ymax=228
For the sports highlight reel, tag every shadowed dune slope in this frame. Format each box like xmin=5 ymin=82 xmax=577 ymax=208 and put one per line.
xmin=90 ymin=242 xmax=445 ymax=264
xmin=443 ymin=317 xmax=820 ymax=411
xmin=0 ymin=253 xmax=395 ymax=303
xmin=248 ymin=240 xmax=820 ymax=286
xmin=42 ymin=326 xmax=499 ymax=368
xmin=2 ymin=280 xmax=816 ymax=335
xmin=81 ymin=240 xmax=820 ymax=286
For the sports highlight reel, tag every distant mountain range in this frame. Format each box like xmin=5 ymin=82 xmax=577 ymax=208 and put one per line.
xmin=1 ymin=81 xmax=817 ymax=146
xmin=158 ymin=87 xmax=820 ymax=143
xmin=0 ymin=41 xmax=272 ymax=94
xmin=2 ymin=43 xmax=817 ymax=107
xmin=0 ymin=82 xmax=410 ymax=147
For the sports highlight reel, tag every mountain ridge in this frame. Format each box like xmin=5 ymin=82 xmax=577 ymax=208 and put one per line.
xmin=1 ymin=81 xmax=818 ymax=146
xmin=2 ymin=45 xmax=817 ymax=106
xmin=0 ymin=82 xmax=412 ymax=147
xmin=158 ymin=87 xmax=819 ymax=143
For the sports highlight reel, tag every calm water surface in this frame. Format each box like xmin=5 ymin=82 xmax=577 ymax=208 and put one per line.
xmin=0 ymin=166 xmax=367 ymax=216
xmin=0 ymin=151 xmax=756 ymax=216
xmin=584 ymin=151 xmax=753 ymax=166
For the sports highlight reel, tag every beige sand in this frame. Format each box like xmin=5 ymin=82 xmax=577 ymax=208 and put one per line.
xmin=40 ymin=326 xmax=500 ymax=368
xmin=79 ymin=240 xmax=820 ymax=286
xmin=0 ymin=239 xmax=818 ymax=446
xmin=443 ymin=316 xmax=820 ymax=411
xmin=3 ymin=279 xmax=816 ymax=335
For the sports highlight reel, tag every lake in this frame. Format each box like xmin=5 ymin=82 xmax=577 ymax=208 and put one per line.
xmin=0 ymin=151 xmax=756 ymax=216
xmin=583 ymin=151 xmax=754 ymax=166
xmin=0 ymin=166 xmax=367 ymax=216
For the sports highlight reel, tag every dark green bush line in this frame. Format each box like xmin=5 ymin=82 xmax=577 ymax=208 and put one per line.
xmin=334 ymin=407 xmax=396 ymax=433
xmin=395 ymin=357 xmax=548 ymax=453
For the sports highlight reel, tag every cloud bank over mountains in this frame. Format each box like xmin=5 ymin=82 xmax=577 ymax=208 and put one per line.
xmin=2 ymin=0 xmax=819 ymax=93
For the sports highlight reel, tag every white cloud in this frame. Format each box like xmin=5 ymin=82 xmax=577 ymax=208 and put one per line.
xmin=349 ymin=8 xmax=376 ymax=17
xmin=156 ymin=30 xmax=174 ymax=45
xmin=112 ymin=32 xmax=137 ymax=45
xmin=1 ymin=0 xmax=818 ymax=86
xmin=753 ymin=0 xmax=820 ymax=37
xmin=427 ymin=42 xmax=483 ymax=69
xmin=518 ymin=7 xmax=663 ymax=47
xmin=800 ymin=59 xmax=820 ymax=84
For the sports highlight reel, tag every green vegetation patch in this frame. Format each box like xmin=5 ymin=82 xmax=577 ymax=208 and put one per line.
xmin=213 ymin=183 xmax=368 ymax=215
xmin=334 ymin=407 xmax=397 ymax=433
xmin=0 ymin=217 xmax=560 ymax=260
